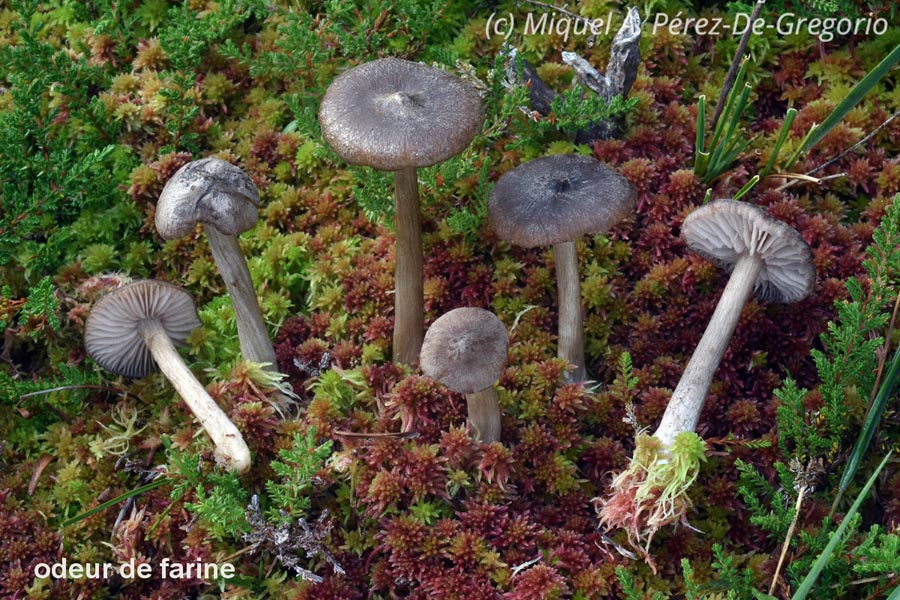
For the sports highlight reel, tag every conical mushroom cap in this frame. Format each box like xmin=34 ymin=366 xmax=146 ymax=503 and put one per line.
xmin=84 ymin=280 xmax=201 ymax=378
xmin=156 ymin=158 xmax=260 ymax=239
xmin=319 ymin=58 xmax=485 ymax=171
xmin=420 ymin=308 xmax=508 ymax=394
xmin=488 ymin=154 xmax=637 ymax=248
xmin=681 ymin=199 xmax=816 ymax=303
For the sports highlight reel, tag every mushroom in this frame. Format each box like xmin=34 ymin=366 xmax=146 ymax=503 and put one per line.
xmin=319 ymin=58 xmax=485 ymax=365
xmin=155 ymin=158 xmax=278 ymax=373
xmin=488 ymin=154 xmax=637 ymax=382
xmin=420 ymin=307 xmax=508 ymax=443
xmin=84 ymin=279 xmax=251 ymax=473
xmin=654 ymin=198 xmax=816 ymax=446
xmin=596 ymin=199 xmax=815 ymax=557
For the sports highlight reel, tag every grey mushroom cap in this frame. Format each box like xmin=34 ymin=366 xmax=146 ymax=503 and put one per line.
xmin=156 ymin=158 xmax=260 ymax=239
xmin=318 ymin=58 xmax=485 ymax=171
xmin=420 ymin=308 xmax=508 ymax=394
xmin=682 ymin=199 xmax=816 ymax=303
xmin=488 ymin=154 xmax=638 ymax=248
xmin=84 ymin=280 xmax=201 ymax=378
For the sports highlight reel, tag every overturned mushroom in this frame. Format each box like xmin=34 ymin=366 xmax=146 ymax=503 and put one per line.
xmin=84 ymin=280 xmax=251 ymax=472
xmin=597 ymin=199 xmax=815 ymax=561
xmin=319 ymin=58 xmax=484 ymax=365
xmin=420 ymin=308 xmax=508 ymax=443
xmin=488 ymin=154 xmax=636 ymax=382
xmin=656 ymin=199 xmax=816 ymax=445
xmin=156 ymin=158 xmax=278 ymax=372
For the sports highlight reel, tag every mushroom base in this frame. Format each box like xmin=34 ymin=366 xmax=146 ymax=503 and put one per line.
xmin=464 ymin=388 xmax=502 ymax=444
xmin=595 ymin=431 xmax=706 ymax=571
xmin=139 ymin=318 xmax=252 ymax=473
xmin=206 ymin=226 xmax=279 ymax=370
xmin=392 ymin=166 xmax=425 ymax=366
xmin=554 ymin=240 xmax=587 ymax=383
xmin=654 ymin=254 xmax=764 ymax=446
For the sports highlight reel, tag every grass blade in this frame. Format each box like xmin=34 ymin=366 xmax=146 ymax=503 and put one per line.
xmin=708 ymin=57 xmax=749 ymax=153
xmin=791 ymin=451 xmax=892 ymax=600
xmin=733 ymin=175 xmax=760 ymax=201
xmin=799 ymin=43 xmax=900 ymax=156
xmin=695 ymin=95 xmax=707 ymax=177
xmin=887 ymin=583 xmax=900 ymax=600
xmin=762 ymin=108 xmax=798 ymax=176
xmin=835 ymin=342 xmax=900 ymax=502
xmin=60 ymin=476 xmax=170 ymax=527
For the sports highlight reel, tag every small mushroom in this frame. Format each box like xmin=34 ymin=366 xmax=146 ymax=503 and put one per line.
xmin=488 ymin=154 xmax=637 ymax=382
xmin=84 ymin=280 xmax=251 ymax=473
xmin=420 ymin=308 xmax=508 ymax=443
xmin=319 ymin=58 xmax=485 ymax=365
xmin=654 ymin=199 xmax=816 ymax=445
xmin=155 ymin=158 xmax=278 ymax=373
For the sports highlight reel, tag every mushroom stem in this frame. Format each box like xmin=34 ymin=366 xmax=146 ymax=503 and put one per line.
xmin=392 ymin=166 xmax=425 ymax=365
xmin=654 ymin=253 xmax=764 ymax=446
xmin=554 ymin=240 xmax=586 ymax=382
xmin=205 ymin=226 xmax=278 ymax=369
xmin=139 ymin=317 xmax=251 ymax=473
xmin=464 ymin=388 xmax=501 ymax=444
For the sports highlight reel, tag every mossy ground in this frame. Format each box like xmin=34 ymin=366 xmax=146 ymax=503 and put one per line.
xmin=2 ymin=1 xmax=900 ymax=598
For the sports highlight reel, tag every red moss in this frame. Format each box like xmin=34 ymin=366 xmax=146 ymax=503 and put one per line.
xmin=504 ymin=564 xmax=569 ymax=600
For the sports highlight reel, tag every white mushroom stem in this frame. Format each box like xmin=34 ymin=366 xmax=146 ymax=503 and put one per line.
xmin=654 ymin=253 xmax=764 ymax=446
xmin=138 ymin=317 xmax=251 ymax=473
xmin=393 ymin=166 xmax=425 ymax=366
xmin=554 ymin=240 xmax=587 ymax=382
xmin=205 ymin=226 xmax=278 ymax=369
xmin=465 ymin=388 xmax=501 ymax=444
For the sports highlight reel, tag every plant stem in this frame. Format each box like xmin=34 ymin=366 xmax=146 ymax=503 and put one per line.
xmin=465 ymin=387 xmax=501 ymax=443
xmin=554 ymin=240 xmax=586 ymax=382
xmin=770 ymin=485 xmax=806 ymax=595
xmin=654 ymin=254 xmax=763 ymax=446
xmin=392 ymin=166 xmax=425 ymax=365
xmin=139 ymin=318 xmax=251 ymax=473
xmin=710 ymin=0 xmax=765 ymax=130
xmin=206 ymin=227 xmax=278 ymax=369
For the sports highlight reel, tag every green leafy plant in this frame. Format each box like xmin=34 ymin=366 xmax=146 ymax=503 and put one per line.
xmin=792 ymin=452 xmax=893 ymax=600
xmin=776 ymin=194 xmax=900 ymax=463
xmin=265 ymin=428 xmax=334 ymax=523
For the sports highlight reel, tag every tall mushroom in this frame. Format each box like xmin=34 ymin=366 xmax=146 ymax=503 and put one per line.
xmin=420 ymin=307 xmax=508 ymax=443
xmin=84 ymin=280 xmax=251 ymax=473
xmin=156 ymin=158 xmax=278 ymax=373
xmin=597 ymin=199 xmax=815 ymax=560
xmin=488 ymin=154 xmax=637 ymax=382
xmin=319 ymin=58 xmax=485 ymax=365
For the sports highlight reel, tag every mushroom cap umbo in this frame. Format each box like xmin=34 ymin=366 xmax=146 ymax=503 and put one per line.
xmin=420 ymin=308 xmax=508 ymax=394
xmin=318 ymin=58 xmax=485 ymax=171
xmin=156 ymin=158 xmax=260 ymax=240
xmin=681 ymin=199 xmax=816 ymax=303
xmin=488 ymin=154 xmax=638 ymax=248
xmin=84 ymin=280 xmax=201 ymax=378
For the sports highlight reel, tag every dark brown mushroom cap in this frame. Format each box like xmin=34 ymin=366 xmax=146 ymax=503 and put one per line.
xmin=318 ymin=58 xmax=485 ymax=171
xmin=488 ymin=154 xmax=637 ymax=248
xmin=155 ymin=158 xmax=260 ymax=239
xmin=420 ymin=308 xmax=508 ymax=394
xmin=682 ymin=199 xmax=816 ymax=303
xmin=84 ymin=280 xmax=201 ymax=378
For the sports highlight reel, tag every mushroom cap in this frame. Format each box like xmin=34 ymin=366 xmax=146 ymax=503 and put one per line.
xmin=84 ymin=280 xmax=201 ymax=378
xmin=318 ymin=58 xmax=485 ymax=171
xmin=420 ymin=308 xmax=508 ymax=394
xmin=488 ymin=154 xmax=637 ymax=248
xmin=681 ymin=199 xmax=816 ymax=303
xmin=156 ymin=157 xmax=260 ymax=240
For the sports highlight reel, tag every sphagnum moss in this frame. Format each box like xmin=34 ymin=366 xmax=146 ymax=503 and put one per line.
xmin=4 ymin=0 xmax=900 ymax=597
